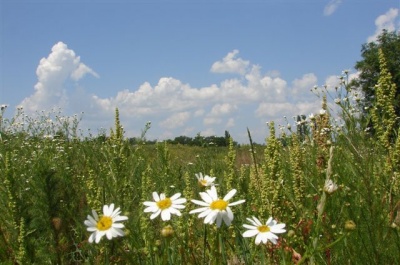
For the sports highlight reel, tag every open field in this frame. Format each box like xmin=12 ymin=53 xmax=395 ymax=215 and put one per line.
xmin=1 ymin=76 xmax=400 ymax=264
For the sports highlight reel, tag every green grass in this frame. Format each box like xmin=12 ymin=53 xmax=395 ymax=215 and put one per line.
xmin=1 ymin=79 xmax=400 ymax=264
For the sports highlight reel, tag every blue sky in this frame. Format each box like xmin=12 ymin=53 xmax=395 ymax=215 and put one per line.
xmin=1 ymin=0 xmax=399 ymax=143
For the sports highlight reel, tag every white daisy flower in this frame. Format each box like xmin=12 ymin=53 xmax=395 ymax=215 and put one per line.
xmin=195 ymin=173 xmax=217 ymax=187
xmin=242 ymin=216 xmax=286 ymax=245
xmin=143 ymin=192 xmax=186 ymax=221
xmin=84 ymin=203 xmax=128 ymax=244
xmin=189 ymin=186 xmax=245 ymax=227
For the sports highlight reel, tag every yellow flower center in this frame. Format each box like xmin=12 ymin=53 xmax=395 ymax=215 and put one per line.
xmin=199 ymin=180 xmax=208 ymax=186
xmin=210 ymin=199 xmax=228 ymax=210
xmin=257 ymin=225 xmax=270 ymax=233
xmin=157 ymin=198 xmax=172 ymax=210
xmin=96 ymin=216 xmax=113 ymax=231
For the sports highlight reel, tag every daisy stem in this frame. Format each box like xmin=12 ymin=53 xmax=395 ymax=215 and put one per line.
xmin=319 ymin=232 xmax=347 ymax=251
xmin=104 ymin=243 xmax=109 ymax=265
xmin=165 ymin=238 xmax=173 ymax=265
xmin=218 ymin=229 xmax=227 ymax=264
xmin=259 ymin=245 xmax=266 ymax=264
xmin=214 ymin=228 xmax=220 ymax=264
xmin=203 ymin=224 xmax=207 ymax=265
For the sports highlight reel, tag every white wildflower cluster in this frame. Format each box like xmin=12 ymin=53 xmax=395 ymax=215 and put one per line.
xmin=83 ymin=173 xmax=287 ymax=246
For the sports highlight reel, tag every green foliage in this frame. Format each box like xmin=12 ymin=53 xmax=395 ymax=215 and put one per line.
xmin=352 ymin=30 xmax=400 ymax=116
xmin=1 ymin=60 xmax=400 ymax=264
xmin=166 ymin=133 xmax=238 ymax=147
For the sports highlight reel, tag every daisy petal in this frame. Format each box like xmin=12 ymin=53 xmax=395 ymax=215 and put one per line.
xmin=226 ymin=207 xmax=234 ymax=221
xmin=243 ymin=229 xmax=259 ymax=238
xmin=243 ymin=224 xmax=258 ymax=230
xmin=152 ymin=192 xmax=160 ymax=201
xmin=191 ymin=199 xmax=210 ymax=207
xmin=199 ymin=192 xmax=213 ymax=204
xmin=161 ymin=210 xmax=171 ymax=221
xmin=172 ymin=204 xmax=186 ymax=209
xmin=143 ymin=201 xmax=157 ymax=207
xmin=255 ymin=233 xmax=265 ymax=245
xmin=204 ymin=210 xmax=218 ymax=224
xmin=169 ymin=207 xmax=181 ymax=216
xmin=223 ymin=189 xmax=237 ymax=201
xmin=198 ymin=208 xmax=212 ymax=218
xmin=189 ymin=207 xmax=209 ymax=214
xmin=95 ymin=231 xmax=105 ymax=243
xmin=216 ymin=214 xmax=223 ymax=227
xmin=87 ymin=215 xmax=97 ymax=225
xmin=92 ymin=210 xmax=99 ymax=220
xmin=88 ymin=232 xmax=96 ymax=243
xmin=170 ymin=193 xmax=181 ymax=200
xmin=150 ymin=209 xmax=161 ymax=219
xmin=173 ymin=198 xmax=187 ymax=204
xmin=207 ymin=186 xmax=218 ymax=200
xmin=144 ymin=205 xmax=159 ymax=213
xmin=228 ymin=199 xmax=245 ymax=206
xmin=113 ymin=227 xmax=125 ymax=237
xmin=112 ymin=223 xmax=125 ymax=229
xmin=113 ymin=215 xmax=128 ymax=222
xmin=251 ymin=216 xmax=262 ymax=226
xmin=222 ymin=212 xmax=232 ymax=226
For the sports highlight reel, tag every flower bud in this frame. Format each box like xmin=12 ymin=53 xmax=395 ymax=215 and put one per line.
xmin=161 ymin=225 xmax=174 ymax=238
xmin=52 ymin=217 xmax=62 ymax=231
xmin=344 ymin=220 xmax=356 ymax=231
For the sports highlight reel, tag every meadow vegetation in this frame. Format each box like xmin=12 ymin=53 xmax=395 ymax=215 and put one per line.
xmin=1 ymin=50 xmax=400 ymax=264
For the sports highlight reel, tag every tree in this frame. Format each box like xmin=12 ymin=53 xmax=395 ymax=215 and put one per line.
xmin=351 ymin=30 xmax=400 ymax=114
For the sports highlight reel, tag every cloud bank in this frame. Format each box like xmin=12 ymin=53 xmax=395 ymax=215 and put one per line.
xmin=20 ymin=44 xmax=351 ymax=143
xmin=367 ymin=8 xmax=400 ymax=42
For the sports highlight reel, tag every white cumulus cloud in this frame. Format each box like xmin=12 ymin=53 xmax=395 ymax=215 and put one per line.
xmin=323 ymin=0 xmax=343 ymax=16
xmin=203 ymin=117 xmax=222 ymax=126
xmin=367 ymin=8 xmax=399 ymax=42
xmin=210 ymin=103 xmax=237 ymax=116
xmin=20 ymin=42 xmax=99 ymax=113
xmin=291 ymin=73 xmax=318 ymax=100
xmin=160 ymin=112 xmax=191 ymax=129
xmin=210 ymin=50 xmax=250 ymax=75
xmin=226 ymin=118 xmax=235 ymax=128
xmin=71 ymin=63 xmax=99 ymax=81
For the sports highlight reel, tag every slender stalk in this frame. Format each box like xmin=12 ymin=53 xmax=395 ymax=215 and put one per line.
xmin=219 ymin=229 xmax=227 ymax=264
xmin=166 ymin=238 xmax=173 ymax=265
xmin=203 ymin=224 xmax=207 ymax=265
xmin=104 ymin=242 xmax=109 ymax=265
xmin=247 ymin=127 xmax=259 ymax=177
